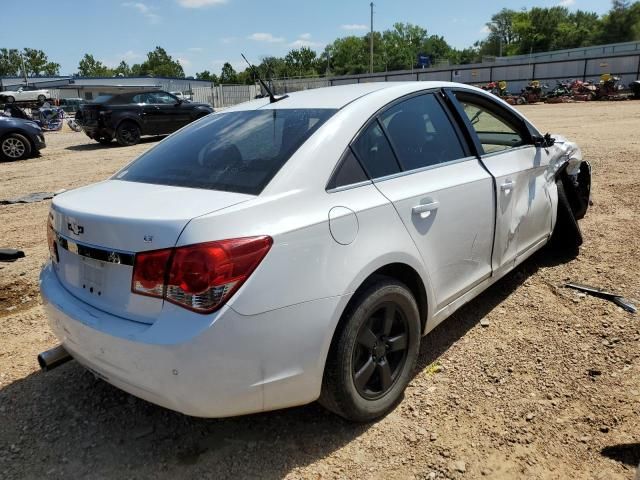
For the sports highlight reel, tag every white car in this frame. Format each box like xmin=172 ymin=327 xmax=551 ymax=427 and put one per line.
xmin=170 ymin=91 xmax=191 ymax=102
xmin=0 ymin=85 xmax=50 ymax=104
xmin=39 ymin=82 xmax=591 ymax=421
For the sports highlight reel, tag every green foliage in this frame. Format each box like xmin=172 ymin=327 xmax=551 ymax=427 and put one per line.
xmin=113 ymin=61 xmax=132 ymax=77
xmin=195 ymin=70 xmax=218 ymax=84
xmin=0 ymin=49 xmax=23 ymax=76
xmin=131 ymin=47 xmax=185 ymax=78
xmin=78 ymin=54 xmax=112 ymax=77
xmin=219 ymin=62 xmax=238 ymax=84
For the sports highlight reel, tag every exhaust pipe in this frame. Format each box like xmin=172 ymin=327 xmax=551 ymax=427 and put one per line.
xmin=38 ymin=345 xmax=72 ymax=371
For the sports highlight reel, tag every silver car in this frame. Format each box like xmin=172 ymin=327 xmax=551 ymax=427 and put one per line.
xmin=40 ymin=82 xmax=591 ymax=421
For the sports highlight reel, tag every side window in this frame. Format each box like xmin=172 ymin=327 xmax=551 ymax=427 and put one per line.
xmin=456 ymin=97 xmax=526 ymax=154
xmin=151 ymin=92 xmax=178 ymax=104
xmin=352 ymin=120 xmax=400 ymax=179
xmin=327 ymin=148 xmax=368 ymax=189
xmin=380 ymin=94 xmax=466 ymax=171
xmin=132 ymin=93 xmax=150 ymax=104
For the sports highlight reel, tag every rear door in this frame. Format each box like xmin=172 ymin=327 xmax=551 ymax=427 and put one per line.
xmin=133 ymin=92 xmax=162 ymax=134
xmin=446 ymin=90 xmax=554 ymax=275
xmin=353 ymin=92 xmax=495 ymax=311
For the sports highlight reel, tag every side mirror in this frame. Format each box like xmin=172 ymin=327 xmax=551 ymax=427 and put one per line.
xmin=534 ymin=133 xmax=555 ymax=148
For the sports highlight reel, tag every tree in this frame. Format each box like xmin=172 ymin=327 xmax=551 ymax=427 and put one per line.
xmin=219 ymin=62 xmax=238 ymax=83
xmin=0 ymin=48 xmax=22 ymax=76
xmin=78 ymin=54 xmax=113 ymax=77
xmin=598 ymin=0 xmax=640 ymax=43
xmin=284 ymin=47 xmax=318 ymax=77
xmin=131 ymin=47 xmax=184 ymax=78
xmin=22 ymin=48 xmax=60 ymax=76
xmin=484 ymin=9 xmax=519 ymax=56
xmin=195 ymin=70 xmax=218 ymax=84
xmin=113 ymin=61 xmax=132 ymax=77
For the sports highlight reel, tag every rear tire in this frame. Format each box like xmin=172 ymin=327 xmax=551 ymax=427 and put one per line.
xmin=319 ymin=276 xmax=421 ymax=422
xmin=5 ymin=96 xmax=15 ymax=104
xmin=551 ymin=179 xmax=583 ymax=249
xmin=115 ymin=121 xmax=141 ymax=146
xmin=37 ymin=94 xmax=46 ymax=103
xmin=0 ymin=133 xmax=32 ymax=161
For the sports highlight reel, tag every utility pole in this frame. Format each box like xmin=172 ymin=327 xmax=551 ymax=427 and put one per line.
xmin=370 ymin=2 xmax=374 ymax=74
xmin=20 ymin=53 xmax=28 ymax=85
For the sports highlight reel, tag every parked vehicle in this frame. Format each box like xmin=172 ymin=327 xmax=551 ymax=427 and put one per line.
xmin=58 ymin=97 xmax=85 ymax=113
xmin=170 ymin=91 xmax=192 ymax=102
xmin=40 ymin=82 xmax=591 ymax=421
xmin=0 ymin=115 xmax=46 ymax=161
xmin=75 ymin=90 xmax=213 ymax=146
xmin=631 ymin=80 xmax=640 ymax=99
xmin=0 ymin=85 xmax=50 ymax=104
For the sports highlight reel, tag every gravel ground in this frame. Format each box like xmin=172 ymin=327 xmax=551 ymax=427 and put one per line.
xmin=0 ymin=102 xmax=639 ymax=480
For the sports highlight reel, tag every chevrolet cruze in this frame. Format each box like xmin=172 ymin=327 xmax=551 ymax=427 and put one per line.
xmin=40 ymin=82 xmax=590 ymax=422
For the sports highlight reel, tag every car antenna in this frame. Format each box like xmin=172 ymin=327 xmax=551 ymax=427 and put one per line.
xmin=241 ymin=53 xmax=287 ymax=103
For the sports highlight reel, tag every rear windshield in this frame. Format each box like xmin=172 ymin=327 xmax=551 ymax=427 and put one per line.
xmin=114 ymin=108 xmax=337 ymax=195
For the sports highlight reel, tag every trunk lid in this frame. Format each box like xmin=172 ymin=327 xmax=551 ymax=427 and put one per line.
xmin=49 ymin=180 xmax=253 ymax=323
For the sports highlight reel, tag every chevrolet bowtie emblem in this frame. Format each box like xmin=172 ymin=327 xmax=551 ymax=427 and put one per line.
xmin=67 ymin=221 xmax=84 ymax=235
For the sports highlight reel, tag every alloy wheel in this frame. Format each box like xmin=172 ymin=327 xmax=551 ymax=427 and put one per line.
xmin=352 ymin=302 xmax=410 ymax=400
xmin=2 ymin=137 xmax=26 ymax=159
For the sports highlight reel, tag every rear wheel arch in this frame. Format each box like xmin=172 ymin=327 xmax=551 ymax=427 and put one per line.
xmin=332 ymin=263 xmax=429 ymax=350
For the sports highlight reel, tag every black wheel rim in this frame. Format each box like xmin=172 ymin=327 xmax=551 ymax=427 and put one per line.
xmin=352 ymin=302 xmax=409 ymax=400
xmin=121 ymin=126 xmax=139 ymax=144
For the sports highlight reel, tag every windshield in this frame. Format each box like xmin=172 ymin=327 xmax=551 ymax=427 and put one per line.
xmin=114 ymin=108 xmax=337 ymax=195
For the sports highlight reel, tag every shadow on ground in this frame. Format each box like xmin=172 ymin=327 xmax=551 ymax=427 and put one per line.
xmin=65 ymin=136 xmax=164 ymax=151
xmin=601 ymin=443 xmax=640 ymax=467
xmin=0 ymin=246 xmax=577 ymax=478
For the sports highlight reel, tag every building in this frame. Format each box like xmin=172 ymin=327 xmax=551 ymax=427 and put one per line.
xmin=0 ymin=76 xmax=213 ymax=100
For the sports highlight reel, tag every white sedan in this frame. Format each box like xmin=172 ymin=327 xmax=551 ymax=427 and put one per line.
xmin=0 ymin=85 xmax=50 ymax=103
xmin=39 ymin=82 xmax=591 ymax=421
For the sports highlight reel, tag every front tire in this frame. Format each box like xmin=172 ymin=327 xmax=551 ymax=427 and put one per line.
xmin=5 ymin=96 xmax=15 ymax=104
xmin=37 ymin=94 xmax=46 ymax=103
xmin=320 ymin=276 xmax=421 ymax=422
xmin=0 ymin=133 xmax=32 ymax=161
xmin=551 ymin=179 xmax=583 ymax=249
xmin=115 ymin=121 xmax=141 ymax=146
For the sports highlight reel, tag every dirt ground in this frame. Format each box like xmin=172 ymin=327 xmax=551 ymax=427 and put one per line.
xmin=0 ymin=101 xmax=639 ymax=480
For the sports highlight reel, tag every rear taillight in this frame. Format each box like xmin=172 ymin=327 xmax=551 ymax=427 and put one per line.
xmin=131 ymin=236 xmax=272 ymax=313
xmin=47 ymin=214 xmax=59 ymax=263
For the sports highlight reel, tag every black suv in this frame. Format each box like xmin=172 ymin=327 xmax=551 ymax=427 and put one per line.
xmin=76 ymin=90 xmax=214 ymax=146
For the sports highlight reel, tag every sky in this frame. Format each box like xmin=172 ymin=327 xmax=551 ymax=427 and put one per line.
xmin=0 ymin=0 xmax=613 ymax=77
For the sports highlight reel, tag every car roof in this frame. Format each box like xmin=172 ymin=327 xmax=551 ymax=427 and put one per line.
xmin=223 ymin=81 xmax=469 ymax=112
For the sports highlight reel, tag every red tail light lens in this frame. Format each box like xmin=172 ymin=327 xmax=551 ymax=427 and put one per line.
xmin=132 ymin=249 xmax=172 ymax=297
xmin=131 ymin=236 xmax=272 ymax=313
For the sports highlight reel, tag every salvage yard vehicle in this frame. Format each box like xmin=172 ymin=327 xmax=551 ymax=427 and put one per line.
xmin=0 ymin=115 xmax=46 ymax=161
xmin=75 ymin=90 xmax=213 ymax=146
xmin=40 ymin=82 xmax=591 ymax=422
xmin=0 ymin=85 xmax=50 ymax=104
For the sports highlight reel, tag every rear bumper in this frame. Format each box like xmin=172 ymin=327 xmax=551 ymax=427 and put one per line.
xmin=80 ymin=125 xmax=114 ymax=140
xmin=39 ymin=262 xmax=346 ymax=417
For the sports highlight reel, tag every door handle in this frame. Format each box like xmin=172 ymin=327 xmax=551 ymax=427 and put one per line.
xmin=412 ymin=200 xmax=440 ymax=215
xmin=500 ymin=180 xmax=516 ymax=192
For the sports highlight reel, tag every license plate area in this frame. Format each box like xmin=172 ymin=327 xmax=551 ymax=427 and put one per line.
xmin=80 ymin=256 xmax=105 ymax=297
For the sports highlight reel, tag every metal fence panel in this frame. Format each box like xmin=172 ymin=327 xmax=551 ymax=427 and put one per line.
xmin=585 ymin=55 xmax=639 ymax=77
xmin=534 ymin=60 xmax=584 ymax=79
xmin=492 ymin=64 xmax=534 ymax=81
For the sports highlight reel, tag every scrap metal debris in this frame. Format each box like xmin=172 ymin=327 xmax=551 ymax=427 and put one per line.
xmin=565 ymin=283 xmax=637 ymax=314
xmin=0 ymin=249 xmax=25 ymax=262
xmin=0 ymin=191 xmax=56 ymax=205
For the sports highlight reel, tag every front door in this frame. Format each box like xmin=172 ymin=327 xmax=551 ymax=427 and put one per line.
xmin=448 ymin=90 xmax=554 ymax=275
